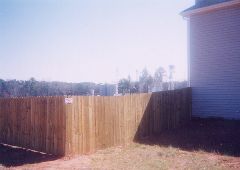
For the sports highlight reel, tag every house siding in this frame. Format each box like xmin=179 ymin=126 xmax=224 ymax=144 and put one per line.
xmin=189 ymin=6 xmax=240 ymax=119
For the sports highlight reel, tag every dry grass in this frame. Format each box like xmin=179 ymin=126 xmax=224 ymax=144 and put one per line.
xmin=2 ymin=143 xmax=237 ymax=170
xmin=88 ymin=143 xmax=238 ymax=170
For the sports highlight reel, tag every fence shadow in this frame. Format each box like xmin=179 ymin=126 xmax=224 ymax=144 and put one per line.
xmin=134 ymin=110 xmax=240 ymax=157
xmin=134 ymin=89 xmax=191 ymax=143
xmin=0 ymin=143 xmax=61 ymax=167
xmin=133 ymin=90 xmax=240 ymax=157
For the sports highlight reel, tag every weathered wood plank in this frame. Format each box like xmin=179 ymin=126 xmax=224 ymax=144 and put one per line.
xmin=0 ymin=88 xmax=191 ymax=156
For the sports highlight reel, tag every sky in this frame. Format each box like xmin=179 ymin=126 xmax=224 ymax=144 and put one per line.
xmin=0 ymin=0 xmax=194 ymax=83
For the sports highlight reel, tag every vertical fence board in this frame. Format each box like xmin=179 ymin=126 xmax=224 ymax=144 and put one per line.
xmin=0 ymin=88 xmax=191 ymax=156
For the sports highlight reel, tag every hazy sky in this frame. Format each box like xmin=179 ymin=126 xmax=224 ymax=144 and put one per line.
xmin=0 ymin=0 xmax=194 ymax=83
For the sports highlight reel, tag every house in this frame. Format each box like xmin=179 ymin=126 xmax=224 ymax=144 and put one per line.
xmin=181 ymin=0 xmax=240 ymax=119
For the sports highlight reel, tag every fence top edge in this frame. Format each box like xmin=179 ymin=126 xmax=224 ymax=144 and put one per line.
xmin=0 ymin=88 xmax=191 ymax=100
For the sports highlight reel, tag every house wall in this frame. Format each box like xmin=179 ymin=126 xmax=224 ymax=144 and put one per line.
xmin=189 ymin=6 xmax=240 ymax=119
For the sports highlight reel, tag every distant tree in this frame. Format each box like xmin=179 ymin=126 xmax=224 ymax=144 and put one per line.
xmin=130 ymin=81 xmax=139 ymax=93
xmin=29 ymin=78 xmax=38 ymax=96
xmin=174 ymin=81 xmax=188 ymax=89
xmin=139 ymin=68 xmax=153 ymax=93
xmin=94 ymin=85 xmax=100 ymax=96
xmin=153 ymin=67 xmax=166 ymax=91
xmin=5 ymin=79 xmax=18 ymax=97
xmin=118 ymin=78 xmax=131 ymax=95
xmin=37 ymin=81 xmax=49 ymax=96
xmin=154 ymin=67 xmax=165 ymax=83
xmin=0 ymin=78 xmax=100 ymax=97
xmin=0 ymin=65 xmax=187 ymax=97
xmin=0 ymin=79 xmax=5 ymax=97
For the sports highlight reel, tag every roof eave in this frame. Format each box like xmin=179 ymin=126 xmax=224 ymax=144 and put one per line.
xmin=181 ymin=0 xmax=240 ymax=17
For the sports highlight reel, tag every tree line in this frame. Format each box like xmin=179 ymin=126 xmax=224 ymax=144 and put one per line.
xmin=0 ymin=67 xmax=188 ymax=97
xmin=118 ymin=67 xmax=187 ymax=94
xmin=0 ymin=78 xmax=97 ymax=97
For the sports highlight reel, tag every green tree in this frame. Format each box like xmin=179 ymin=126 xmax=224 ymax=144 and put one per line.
xmin=118 ymin=78 xmax=131 ymax=95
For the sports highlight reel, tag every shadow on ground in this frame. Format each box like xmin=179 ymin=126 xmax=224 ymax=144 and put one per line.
xmin=0 ymin=144 xmax=61 ymax=167
xmin=135 ymin=118 xmax=240 ymax=157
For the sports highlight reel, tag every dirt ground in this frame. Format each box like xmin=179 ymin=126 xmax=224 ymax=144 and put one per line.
xmin=0 ymin=118 xmax=240 ymax=170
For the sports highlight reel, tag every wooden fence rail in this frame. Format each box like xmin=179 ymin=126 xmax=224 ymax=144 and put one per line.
xmin=0 ymin=88 xmax=191 ymax=156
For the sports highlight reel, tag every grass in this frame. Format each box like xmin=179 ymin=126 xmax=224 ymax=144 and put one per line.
xmin=88 ymin=143 xmax=236 ymax=170
xmin=2 ymin=142 xmax=238 ymax=170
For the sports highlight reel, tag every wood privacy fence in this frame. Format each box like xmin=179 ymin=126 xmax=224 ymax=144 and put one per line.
xmin=0 ymin=88 xmax=191 ymax=156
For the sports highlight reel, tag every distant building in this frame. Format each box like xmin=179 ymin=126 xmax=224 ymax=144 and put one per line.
xmin=99 ymin=84 xmax=116 ymax=96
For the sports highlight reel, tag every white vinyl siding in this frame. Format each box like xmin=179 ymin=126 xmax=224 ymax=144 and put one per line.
xmin=189 ymin=6 xmax=240 ymax=119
